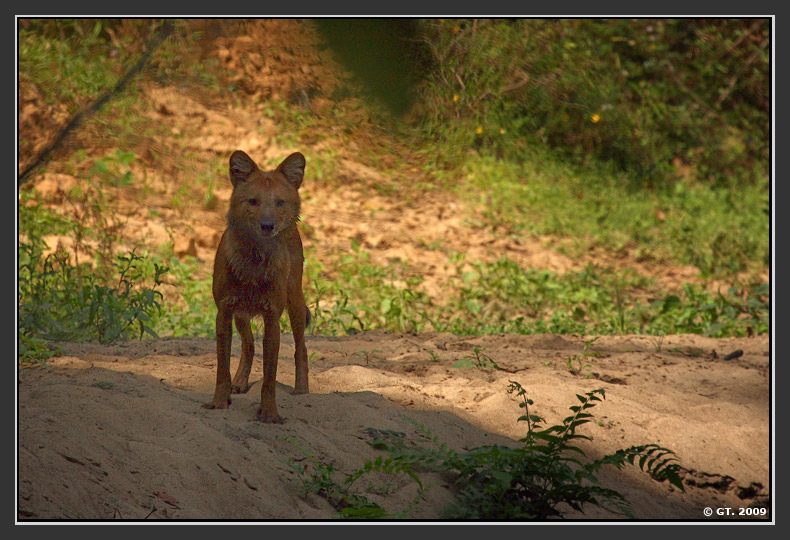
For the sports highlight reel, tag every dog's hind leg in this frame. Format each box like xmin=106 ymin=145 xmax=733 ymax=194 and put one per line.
xmin=231 ymin=312 xmax=254 ymax=394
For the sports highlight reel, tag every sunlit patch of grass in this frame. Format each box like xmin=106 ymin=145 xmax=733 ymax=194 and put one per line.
xmin=456 ymin=151 xmax=768 ymax=279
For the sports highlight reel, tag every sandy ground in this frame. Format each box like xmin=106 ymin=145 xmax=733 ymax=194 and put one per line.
xmin=17 ymin=331 xmax=770 ymax=521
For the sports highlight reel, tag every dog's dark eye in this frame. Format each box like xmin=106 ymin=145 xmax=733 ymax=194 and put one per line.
xmin=248 ymin=198 xmax=259 ymax=206
xmin=275 ymin=199 xmax=285 ymax=207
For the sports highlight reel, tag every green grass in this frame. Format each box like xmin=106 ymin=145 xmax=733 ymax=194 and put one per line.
xmin=296 ymin=241 xmax=430 ymax=336
xmin=282 ymin=242 xmax=768 ymax=338
xmin=19 ymin=19 xmax=226 ymax=109
xmin=19 ymin=20 xmax=140 ymax=110
xmin=117 ymin=241 xmax=768 ymax=341
xmin=454 ymin=146 xmax=768 ymax=278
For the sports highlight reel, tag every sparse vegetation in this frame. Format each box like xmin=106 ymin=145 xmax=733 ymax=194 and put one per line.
xmin=452 ymin=346 xmax=500 ymax=371
xmin=18 ymin=18 xmax=768 ymax=350
xmin=284 ymin=382 xmax=685 ymax=519
xmin=353 ymin=349 xmax=384 ymax=365
xmin=18 ymin=193 xmax=168 ymax=361
xmin=566 ymin=336 xmax=598 ymax=378
xmin=282 ymin=434 xmax=423 ymax=519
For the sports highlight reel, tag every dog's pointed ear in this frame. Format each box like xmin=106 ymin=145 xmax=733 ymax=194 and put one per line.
xmin=277 ymin=152 xmax=306 ymax=189
xmin=229 ymin=150 xmax=258 ymax=187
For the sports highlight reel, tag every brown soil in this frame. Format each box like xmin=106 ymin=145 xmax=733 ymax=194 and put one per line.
xmin=17 ymin=19 xmax=771 ymax=522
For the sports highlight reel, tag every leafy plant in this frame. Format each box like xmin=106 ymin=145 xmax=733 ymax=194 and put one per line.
xmin=300 ymin=242 xmax=431 ymax=336
xmin=353 ymin=349 xmax=384 ymax=365
xmin=453 ymin=346 xmax=500 ymax=371
xmin=565 ymin=355 xmax=592 ymax=379
xmin=641 ymin=282 xmax=769 ymax=337
xmin=18 ymin=240 xmax=168 ymax=350
xmin=566 ymin=337 xmax=599 ymax=378
xmin=307 ymin=279 xmax=366 ymax=336
xmin=369 ymin=382 xmax=684 ymax=519
xmin=281 ymin=435 xmax=423 ymax=519
xmin=18 ymin=334 xmax=58 ymax=366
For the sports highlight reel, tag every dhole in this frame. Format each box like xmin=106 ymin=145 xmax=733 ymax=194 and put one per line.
xmin=202 ymin=150 xmax=310 ymax=423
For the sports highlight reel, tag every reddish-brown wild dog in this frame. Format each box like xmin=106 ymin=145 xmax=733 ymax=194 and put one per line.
xmin=203 ymin=150 xmax=310 ymax=423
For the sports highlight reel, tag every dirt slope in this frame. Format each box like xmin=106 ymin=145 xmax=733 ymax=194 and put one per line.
xmin=18 ymin=332 xmax=769 ymax=520
xmin=22 ymin=19 xmax=706 ymax=295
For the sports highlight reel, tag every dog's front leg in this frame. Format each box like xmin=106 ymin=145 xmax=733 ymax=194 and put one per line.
xmin=203 ymin=308 xmax=234 ymax=409
xmin=257 ymin=310 xmax=283 ymax=423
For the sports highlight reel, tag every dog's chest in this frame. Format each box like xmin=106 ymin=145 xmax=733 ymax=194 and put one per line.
xmin=220 ymin=249 xmax=289 ymax=313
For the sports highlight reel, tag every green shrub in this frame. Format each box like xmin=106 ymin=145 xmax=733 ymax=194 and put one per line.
xmin=641 ymin=282 xmax=769 ymax=337
xmin=18 ymin=196 xmax=167 ymax=361
xmin=457 ymin=152 xmax=768 ymax=276
xmin=18 ymin=239 xmax=167 ymax=351
xmin=290 ymin=382 xmax=685 ymax=519
xmin=368 ymin=382 xmax=684 ymax=519
xmin=282 ymin=434 xmax=423 ymax=519
xmin=414 ymin=18 xmax=769 ymax=187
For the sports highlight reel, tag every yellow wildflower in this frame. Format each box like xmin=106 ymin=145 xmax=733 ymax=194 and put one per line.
xmin=591 ymin=113 xmax=601 ymax=123
xmin=452 ymin=24 xmax=461 ymax=34
xmin=476 ymin=126 xmax=483 ymax=134
xmin=499 ymin=128 xmax=506 ymax=134
xmin=453 ymin=94 xmax=459 ymax=102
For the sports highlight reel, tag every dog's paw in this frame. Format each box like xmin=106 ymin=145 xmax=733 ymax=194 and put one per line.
xmin=256 ymin=408 xmax=284 ymax=424
xmin=231 ymin=382 xmax=251 ymax=394
xmin=201 ymin=398 xmax=231 ymax=409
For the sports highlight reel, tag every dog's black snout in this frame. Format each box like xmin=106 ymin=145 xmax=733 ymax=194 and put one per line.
xmin=260 ymin=219 xmax=276 ymax=234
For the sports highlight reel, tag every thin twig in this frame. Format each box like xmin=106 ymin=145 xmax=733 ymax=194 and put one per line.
xmin=499 ymin=71 xmax=530 ymax=94
xmin=453 ymin=70 xmax=466 ymax=91
xmin=715 ymin=37 xmax=769 ymax=108
xmin=665 ymin=61 xmax=717 ymax=116
xmin=721 ymin=19 xmax=764 ymax=58
xmin=19 ymin=21 xmax=173 ymax=184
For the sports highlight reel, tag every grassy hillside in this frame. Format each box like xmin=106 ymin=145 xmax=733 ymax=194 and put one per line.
xmin=17 ymin=18 xmax=770 ymax=361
